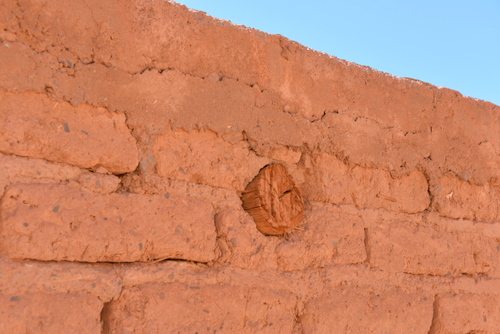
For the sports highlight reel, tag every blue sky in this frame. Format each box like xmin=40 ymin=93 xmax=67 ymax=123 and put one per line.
xmin=175 ymin=0 xmax=500 ymax=106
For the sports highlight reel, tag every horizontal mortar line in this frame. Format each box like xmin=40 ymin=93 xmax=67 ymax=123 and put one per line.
xmin=139 ymin=177 xmax=243 ymax=193
xmin=401 ymin=271 xmax=490 ymax=279
xmin=0 ymin=151 xmax=115 ymax=176
xmin=3 ymin=40 xmax=324 ymax=120
xmin=0 ymin=87 xmax=126 ymax=116
xmin=14 ymin=257 xmax=210 ymax=266
xmin=3 ymin=38 xmax=252 ymax=89
xmin=6 ymin=259 xmax=499 ymax=291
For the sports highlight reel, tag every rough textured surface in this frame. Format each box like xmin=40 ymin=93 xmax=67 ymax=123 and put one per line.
xmin=303 ymin=152 xmax=431 ymax=213
xmin=436 ymin=176 xmax=500 ymax=222
xmin=0 ymin=293 xmax=103 ymax=333
xmin=0 ymin=0 xmax=499 ymax=332
xmin=430 ymin=294 xmax=500 ymax=334
xmin=369 ymin=219 xmax=477 ymax=275
xmin=275 ymin=204 xmax=367 ymax=271
xmin=103 ymin=283 xmax=297 ymax=333
xmin=0 ymin=92 xmax=139 ymax=174
xmin=154 ymin=128 xmax=269 ymax=189
xmin=1 ymin=184 xmax=217 ymax=262
xmin=0 ymin=152 xmax=121 ymax=197
xmin=301 ymin=287 xmax=434 ymax=333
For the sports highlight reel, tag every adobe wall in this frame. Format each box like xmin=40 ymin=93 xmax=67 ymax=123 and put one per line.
xmin=1 ymin=0 xmax=499 ymax=333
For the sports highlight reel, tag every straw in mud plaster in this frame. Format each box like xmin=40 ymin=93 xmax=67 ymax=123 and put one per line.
xmin=241 ymin=164 xmax=304 ymax=235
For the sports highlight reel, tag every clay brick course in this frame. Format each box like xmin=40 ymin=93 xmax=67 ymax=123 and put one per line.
xmin=430 ymin=294 xmax=500 ymax=334
xmin=1 ymin=184 xmax=217 ymax=262
xmin=154 ymin=128 xmax=269 ymax=190
xmin=0 ymin=0 xmax=499 ymax=332
xmin=103 ymin=283 xmax=297 ymax=333
xmin=369 ymin=219 xmax=477 ymax=276
xmin=0 ymin=293 xmax=102 ymax=333
xmin=437 ymin=176 xmax=500 ymax=222
xmin=276 ymin=205 xmax=366 ymax=271
xmin=303 ymin=152 xmax=431 ymax=213
xmin=301 ymin=287 xmax=434 ymax=333
xmin=0 ymin=153 xmax=121 ymax=197
xmin=0 ymin=92 xmax=139 ymax=174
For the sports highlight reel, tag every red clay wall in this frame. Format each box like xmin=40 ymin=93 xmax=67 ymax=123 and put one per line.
xmin=1 ymin=0 xmax=499 ymax=333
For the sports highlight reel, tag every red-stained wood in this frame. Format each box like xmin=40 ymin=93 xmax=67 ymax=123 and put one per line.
xmin=241 ymin=164 xmax=304 ymax=235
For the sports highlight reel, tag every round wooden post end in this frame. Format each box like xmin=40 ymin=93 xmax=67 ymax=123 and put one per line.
xmin=241 ymin=164 xmax=304 ymax=235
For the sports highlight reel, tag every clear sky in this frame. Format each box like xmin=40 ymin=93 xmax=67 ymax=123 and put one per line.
xmin=174 ymin=0 xmax=500 ymax=106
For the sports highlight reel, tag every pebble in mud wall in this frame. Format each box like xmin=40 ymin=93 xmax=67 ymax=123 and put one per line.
xmin=1 ymin=0 xmax=500 ymax=333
